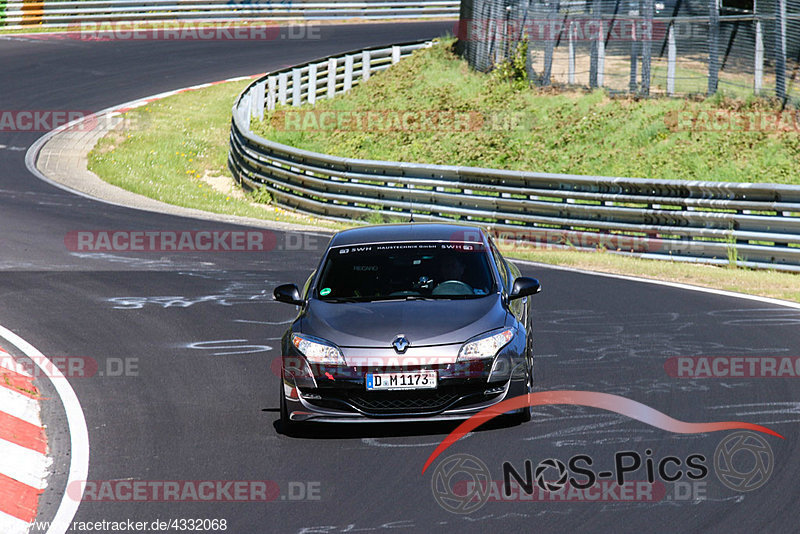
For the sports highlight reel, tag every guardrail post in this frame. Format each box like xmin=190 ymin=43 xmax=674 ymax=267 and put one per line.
xmin=249 ymin=90 xmax=257 ymax=122
xmin=278 ymin=72 xmax=288 ymax=106
xmin=362 ymin=50 xmax=371 ymax=81
xmin=267 ymin=76 xmax=277 ymax=112
xmin=239 ymin=94 xmax=251 ymax=132
xmin=344 ymin=55 xmax=354 ymax=92
xmin=568 ymin=22 xmax=575 ymax=85
xmin=327 ymin=58 xmax=337 ymax=99
xmin=667 ymin=24 xmax=676 ymax=95
xmin=292 ymin=69 xmax=302 ymax=107
xmin=392 ymin=46 xmax=401 ymax=64
xmin=754 ymin=17 xmax=763 ymax=94
xmin=252 ymin=81 xmax=265 ymax=120
xmin=308 ymin=64 xmax=318 ymax=104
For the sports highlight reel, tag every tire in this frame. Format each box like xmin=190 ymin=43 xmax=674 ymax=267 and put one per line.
xmin=514 ymin=328 xmax=535 ymax=424
xmin=279 ymin=382 xmax=292 ymax=434
xmin=515 ymin=359 xmax=534 ymax=424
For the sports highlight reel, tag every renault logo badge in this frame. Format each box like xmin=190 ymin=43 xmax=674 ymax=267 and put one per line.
xmin=392 ymin=335 xmax=410 ymax=354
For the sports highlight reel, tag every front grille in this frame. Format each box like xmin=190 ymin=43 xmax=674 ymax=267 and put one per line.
xmin=347 ymin=390 xmax=462 ymax=414
xmin=302 ymin=382 xmax=501 ymax=416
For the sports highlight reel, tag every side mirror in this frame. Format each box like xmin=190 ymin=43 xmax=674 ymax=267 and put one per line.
xmin=509 ymin=277 xmax=541 ymax=301
xmin=274 ymin=283 xmax=303 ymax=305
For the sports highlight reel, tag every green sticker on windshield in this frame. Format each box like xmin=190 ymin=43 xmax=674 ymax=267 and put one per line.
xmin=320 ymin=288 xmax=331 ymax=296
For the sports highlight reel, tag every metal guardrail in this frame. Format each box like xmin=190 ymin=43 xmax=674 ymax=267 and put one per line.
xmin=228 ymin=39 xmax=800 ymax=271
xmin=0 ymin=0 xmax=459 ymax=29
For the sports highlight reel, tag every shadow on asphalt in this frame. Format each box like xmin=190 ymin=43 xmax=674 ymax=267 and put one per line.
xmin=263 ymin=407 xmax=521 ymax=439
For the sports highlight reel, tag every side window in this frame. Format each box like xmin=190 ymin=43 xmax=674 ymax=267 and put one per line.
xmin=488 ymin=240 xmax=509 ymax=291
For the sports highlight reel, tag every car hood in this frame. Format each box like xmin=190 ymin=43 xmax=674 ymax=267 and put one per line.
xmin=300 ymin=296 xmax=508 ymax=348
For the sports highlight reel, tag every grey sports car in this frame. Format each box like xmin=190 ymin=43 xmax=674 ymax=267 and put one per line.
xmin=273 ymin=223 xmax=541 ymax=430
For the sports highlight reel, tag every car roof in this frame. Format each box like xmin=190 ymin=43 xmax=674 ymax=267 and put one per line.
xmin=328 ymin=223 xmax=488 ymax=248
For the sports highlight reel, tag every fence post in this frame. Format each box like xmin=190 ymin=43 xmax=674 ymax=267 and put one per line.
xmin=590 ymin=0 xmax=601 ymax=87
xmin=775 ymin=0 xmax=787 ymax=100
xmin=629 ymin=10 xmax=639 ymax=92
xmin=568 ymin=22 xmax=575 ymax=85
xmin=278 ymin=72 xmax=288 ymax=106
xmin=327 ymin=57 xmax=337 ymax=99
xmin=708 ymin=0 xmax=719 ymax=95
xmin=292 ymin=68 xmax=301 ymax=107
xmin=308 ymin=63 xmax=317 ymax=105
xmin=344 ymin=55 xmax=354 ymax=92
xmin=597 ymin=21 xmax=605 ymax=87
xmin=362 ymin=50 xmax=371 ymax=81
xmin=641 ymin=0 xmax=653 ymax=95
xmin=392 ymin=45 xmax=401 ymax=64
xmin=667 ymin=24 xmax=676 ymax=95
xmin=267 ymin=76 xmax=276 ymax=111
xmin=754 ymin=15 xmax=763 ymax=94
xmin=542 ymin=0 xmax=558 ymax=86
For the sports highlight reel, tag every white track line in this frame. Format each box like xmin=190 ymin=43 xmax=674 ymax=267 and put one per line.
xmin=512 ymin=258 xmax=800 ymax=311
xmin=0 ymin=326 xmax=89 ymax=534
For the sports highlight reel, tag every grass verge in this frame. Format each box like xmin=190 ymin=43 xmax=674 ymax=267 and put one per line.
xmin=88 ymin=79 xmax=341 ymax=229
xmin=86 ymin=42 xmax=800 ymax=303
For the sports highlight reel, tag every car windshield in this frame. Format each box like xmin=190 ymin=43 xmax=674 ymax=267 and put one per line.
xmin=315 ymin=242 xmax=496 ymax=301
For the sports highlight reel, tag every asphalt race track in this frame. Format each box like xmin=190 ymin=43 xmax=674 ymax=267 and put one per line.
xmin=2 ymin=21 xmax=800 ymax=533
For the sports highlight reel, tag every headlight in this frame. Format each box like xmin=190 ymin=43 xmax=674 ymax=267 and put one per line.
xmin=291 ymin=333 xmax=345 ymax=365
xmin=458 ymin=329 xmax=514 ymax=361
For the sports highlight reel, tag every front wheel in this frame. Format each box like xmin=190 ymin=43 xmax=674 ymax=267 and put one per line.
xmin=514 ymin=361 xmax=534 ymax=424
xmin=279 ymin=382 xmax=292 ymax=433
xmin=513 ymin=333 xmax=535 ymax=424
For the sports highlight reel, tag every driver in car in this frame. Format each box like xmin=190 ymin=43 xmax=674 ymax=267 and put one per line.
xmin=434 ymin=254 xmax=471 ymax=295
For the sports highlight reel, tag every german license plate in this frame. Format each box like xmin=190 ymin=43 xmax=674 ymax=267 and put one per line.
xmin=366 ymin=370 xmax=437 ymax=390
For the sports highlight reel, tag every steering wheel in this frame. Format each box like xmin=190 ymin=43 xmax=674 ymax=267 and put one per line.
xmin=432 ymin=280 xmax=473 ymax=296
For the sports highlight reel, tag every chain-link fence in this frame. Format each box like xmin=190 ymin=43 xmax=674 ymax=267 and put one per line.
xmin=456 ymin=0 xmax=800 ymax=104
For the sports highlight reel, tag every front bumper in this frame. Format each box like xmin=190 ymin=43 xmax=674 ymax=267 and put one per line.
xmin=282 ymin=376 xmax=523 ymax=423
